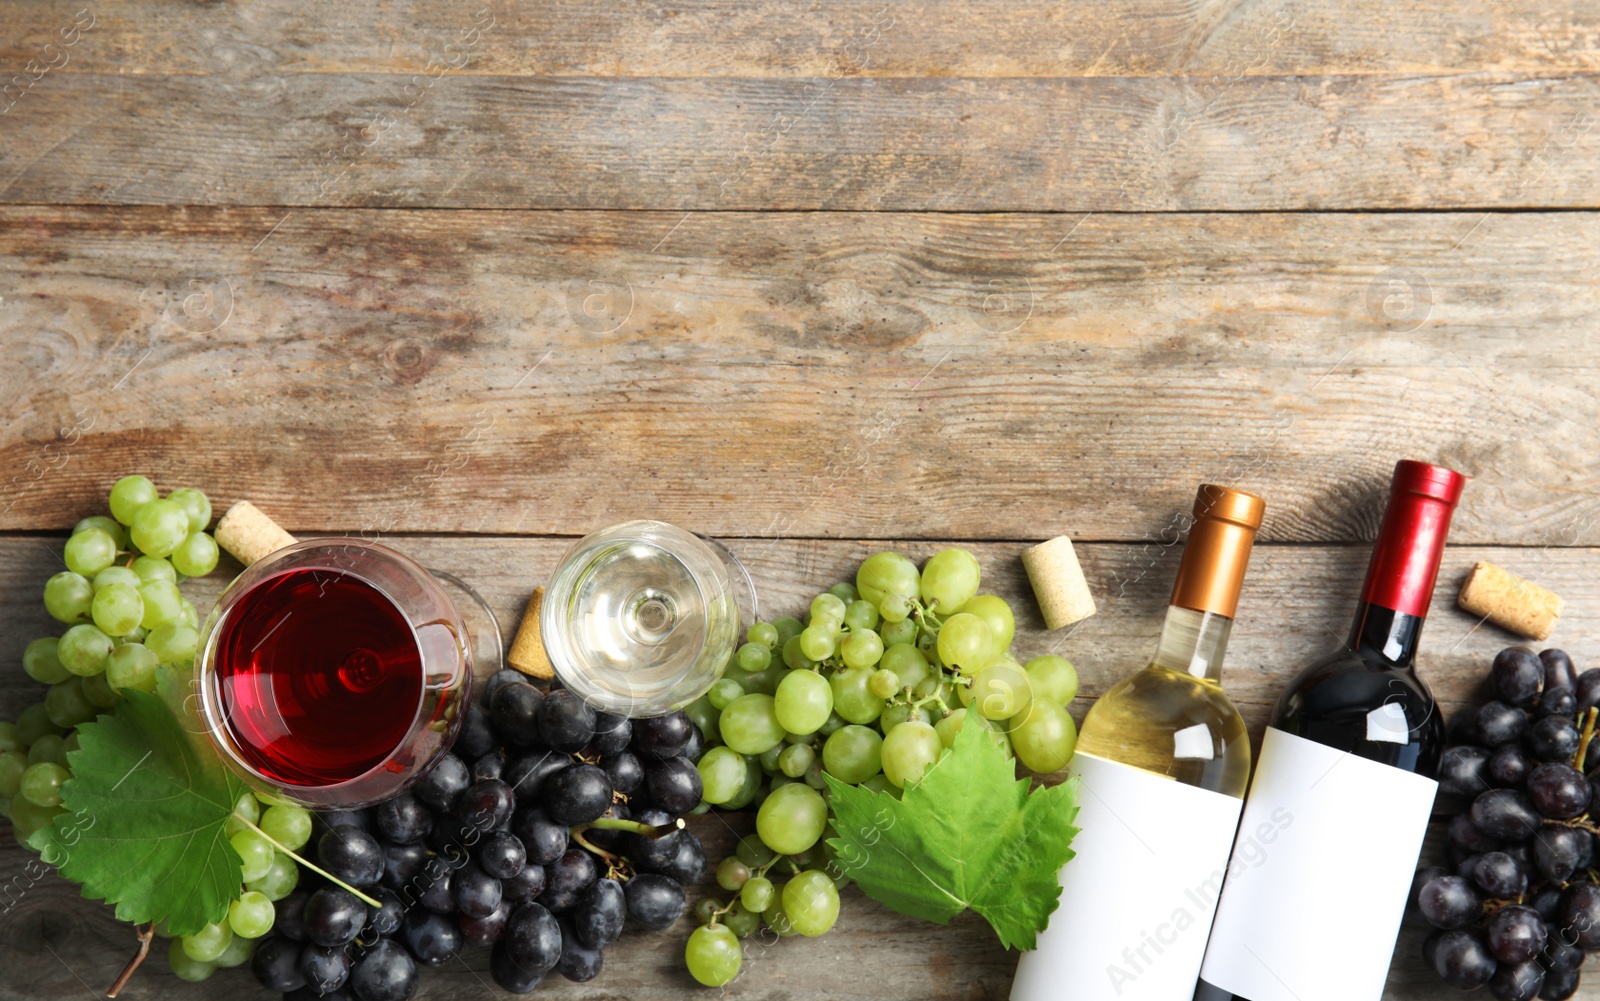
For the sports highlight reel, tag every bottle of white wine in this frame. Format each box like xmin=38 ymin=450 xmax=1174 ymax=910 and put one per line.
xmin=1011 ymin=484 xmax=1265 ymax=1001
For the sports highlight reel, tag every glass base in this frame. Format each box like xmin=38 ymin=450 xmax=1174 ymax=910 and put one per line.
xmin=430 ymin=568 xmax=505 ymax=690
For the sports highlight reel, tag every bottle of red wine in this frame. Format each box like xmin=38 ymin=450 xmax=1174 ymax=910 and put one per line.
xmin=1195 ymin=460 xmax=1466 ymax=1001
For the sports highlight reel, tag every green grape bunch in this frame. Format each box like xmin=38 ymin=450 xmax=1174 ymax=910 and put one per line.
xmin=681 ymin=547 xmax=1082 ymax=985
xmin=4 ymin=475 xmax=221 ymax=845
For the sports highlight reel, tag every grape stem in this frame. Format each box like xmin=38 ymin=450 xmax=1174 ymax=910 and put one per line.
xmin=238 ymin=817 xmax=381 ymax=908
xmin=1573 ymin=707 xmax=1598 ymax=772
xmin=105 ymin=921 xmax=153 ymax=997
xmin=583 ymin=816 xmax=685 ymax=837
xmin=569 ymin=828 xmax=619 ymax=862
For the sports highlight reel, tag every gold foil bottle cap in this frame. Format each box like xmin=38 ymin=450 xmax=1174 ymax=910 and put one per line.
xmin=1169 ymin=485 xmax=1265 ymax=619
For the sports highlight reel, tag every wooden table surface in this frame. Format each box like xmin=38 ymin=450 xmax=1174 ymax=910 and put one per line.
xmin=3 ymin=1 xmax=1600 ymax=998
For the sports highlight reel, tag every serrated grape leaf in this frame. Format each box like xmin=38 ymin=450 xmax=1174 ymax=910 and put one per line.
xmin=825 ymin=714 xmax=1078 ymax=950
xmin=30 ymin=665 xmax=245 ymax=936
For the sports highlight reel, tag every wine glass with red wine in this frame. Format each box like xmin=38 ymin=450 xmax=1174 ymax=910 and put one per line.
xmin=196 ymin=539 xmax=488 ymax=809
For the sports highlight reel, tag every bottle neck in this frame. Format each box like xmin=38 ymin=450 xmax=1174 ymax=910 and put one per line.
xmin=1347 ymin=601 xmax=1424 ymax=669
xmin=1151 ymin=605 xmax=1234 ymax=681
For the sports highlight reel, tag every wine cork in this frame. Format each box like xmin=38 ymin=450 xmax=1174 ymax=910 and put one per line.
xmin=1458 ymin=561 xmax=1564 ymax=641
xmin=214 ymin=501 xmax=298 ymax=567
xmin=1022 ymin=535 xmax=1097 ymax=630
xmin=508 ymin=586 xmax=555 ymax=679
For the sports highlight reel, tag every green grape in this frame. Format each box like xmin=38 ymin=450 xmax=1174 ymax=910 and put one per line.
xmin=722 ymin=901 xmax=761 ymax=938
xmin=798 ymin=626 xmax=836 ymax=662
xmin=118 ymin=625 xmax=147 ymax=645
xmin=735 ymin=642 xmax=771 ymax=672
xmin=963 ymin=594 xmax=1016 ymax=653
xmin=23 ymin=637 xmax=70 ymax=685
xmin=879 ymin=701 xmax=931 ymax=734
xmin=58 ymin=623 xmax=113 ymax=676
xmin=936 ymin=613 xmax=995 ymax=676
xmin=1025 ymin=655 xmax=1079 ymax=706
xmin=43 ymin=571 xmax=93 ymax=624
xmin=211 ymin=932 xmax=254 ymax=969
xmin=27 ymin=734 xmax=68 ymax=766
xmin=708 ymin=678 xmax=745 ymax=711
xmin=182 ymin=920 xmax=234 ymax=962
xmin=971 ymin=661 xmax=1032 ymax=721
xmin=781 ymin=635 xmax=817 ymax=671
xmin=21 ymin=762 xmax=70 ymax=807
xmin=229 ymin=790 xmax=260 ymax=825
xmin=758 ymin=742 xmax=784 ymax=773
xmin=868 ymin=669 xmax=900 ymax=699
xmin=856 ymin=552 xmax=919 ymax=607
xmin=716 ymin=856 xmax=751 ymax=891
xmin=763 ymin=893 xmax=799 ymax=937
xmin=840 ymin=629 xmax=885 ymax=670
xmin=106 ymin=642 xmax=159 ymax=694
xmin=0 ymin=751 xmax=28 ymax=797
xmin=913 ymin=674 xmax=955 ymax=708
xmin=171 ymin=531 xmax=219 ymax=577
xmin=698 ymin=746 xmax=749 ymax=805
xmin=0 ymin=723 xmax=19 ymax=754
xmin=138 ymin=579 xmax=184 ymax=629
xmin=110 ymin=475 xmax=158 ymax=525
xmin=168 ymin=938 xmax=217 ymax=982
xmin=809 ymin=593 xmax=847 ymax=624
xmin=9 ymin=795 xmax=64 ymax=840
xmin=91 ymin=582 xmax=145 ymax=636
xmin=919 ymin=547 xmax=981 ymax=613
xmin=822 ymin=725 xmax=883 ymax=784
xmin=1010 ymin=699 xmax=1078 ymax=773
xmin=739 ymin=875 xmax=774 ymax=912
xmin=180 ymin=600 xmax=200 ymax=629
xmin=772 ymin=616 xmax=804 ymax=645
xmin=881 ymin=721 xmax=943 ymax=788
xmin=722 ymin=756 xmax=765 ymax=811
xmin=935 ymin=708 xmax=1012 ymax=756
xmin=756 ymin=782 xmax=827 ymax=855
xmin=167 ymin=487 xmax=213 ymax=532
xmin=879 ymin=643 xmax=930 ymax=692
xmin=62 ymin=731 xmax=80 ymax=754
xmin=693 ymin=896 xmax=725 ymax=925
xmin=878 ymin=592 xmax=912 ymax=623
xmin=783 ymin=869 xmax=841 ymax=936
xmin=777 ymin=742 xmax=814 ymax=779
xmin=817 ymin=711 xmax=845 ymax=737
xmin=803 ymin=757 xmax=827 ymax=789
xmin=131 ymin=555 xmax=178 ymax=584
xmin=734 ymin=832 xmax=777 ymax=868
xmin=685 ymin=923 xmax=742 ymax=987
xmin=747 ymin=621 xmax=779 ymax=650
xmin=259 ymin=803 xmax=312 ymax=851
xmin=16 ymin=703 xmax=63 ymax=745
xmin=245 ymin=851 xmax=300 ymax=901
xmin=683 ymin=694 xmax=721 ymax=744
xmin=719 ymin=694 xmax=786 ymax=755
xmin=843 ymin=599 xmax=879 ymax=632
xmin=64 ymin=527 xmax=117 ymax=576
xmin=146 ymin=623 xmax=198 ymax=666
xmin=129 ymin=499 xmax=189 ymax=558
xmin=45 ymin=677 xmax=96 ymax=728
xmin=741 ymin=664 xmax=785 ymax=698
xmin=228 ymin=890 xmax=275 ymax=939
xmin=231 ymin=829 xmax=275 ymax=882
xmin=92 ymin=566 xmax=142 ymax=591
xmin=828 ymin=668 xmax=884 ymax=725
xmin=774 ymin=670 xmax=833 ymax=735
xmin=74 ymin=515 xmax=128 ymax=550
xmin=827 ymin=581 xmax=858 ymax=603
xmin=877 ymin=616 xmax=917 ymax=647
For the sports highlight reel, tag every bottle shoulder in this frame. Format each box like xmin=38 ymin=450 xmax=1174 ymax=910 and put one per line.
xmin=1270 ymin=646 xmax=1444 ymax=775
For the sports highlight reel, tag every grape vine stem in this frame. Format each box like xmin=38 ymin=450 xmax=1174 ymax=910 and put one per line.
xmin=1573 ymin=707 xmax=1598 ymax=772
xmin=239 ymin=817 xmax=381 ymax=908
xmin=105 ymin=921 xmax=153 ymax=997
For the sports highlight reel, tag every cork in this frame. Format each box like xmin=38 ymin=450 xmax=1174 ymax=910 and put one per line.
xmin=1022 ymin=535 xmax=1097 ymax=630
xmin=1458 ymin=561 xmax=1564 ymax=642
xmin=214 ymin=500 xmax=298 ymax=567
xmin=508 ymin=586 xmax=555 ymax=679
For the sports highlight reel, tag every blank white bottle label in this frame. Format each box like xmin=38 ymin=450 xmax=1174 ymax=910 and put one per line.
xmin=1011 ymin=753 xmax=1243 ymax=1001
xmin=1199 ymin=727 xmax=1438 ymax=1001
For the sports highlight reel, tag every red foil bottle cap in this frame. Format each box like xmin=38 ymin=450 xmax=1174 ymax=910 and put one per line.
xmin=1360 ymin=460 xmax=1469 ymax=618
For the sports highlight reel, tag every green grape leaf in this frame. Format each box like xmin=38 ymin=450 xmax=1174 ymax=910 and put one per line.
xmin=30 ymin=664 xmax=245 ymax=936
xmin=825 ymin=714 xmax=1079 ymax=950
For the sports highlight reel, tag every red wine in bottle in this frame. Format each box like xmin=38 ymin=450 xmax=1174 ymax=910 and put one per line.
xmin=1195 ymin=460 xmax=1467 ymax=1001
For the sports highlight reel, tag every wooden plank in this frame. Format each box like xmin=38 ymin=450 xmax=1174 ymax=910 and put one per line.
xmin=2 ymin=206 xmax=1597 ymax=544
xmin=0 ymin=534 xmax=1597 ymax=1000
xmin=4 ymin=0 xmax=1599 ymax=78
xmin=2 ymin=68 xmax=1599 ymax=209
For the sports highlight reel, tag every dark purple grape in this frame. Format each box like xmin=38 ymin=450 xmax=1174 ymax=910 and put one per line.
xmin=473 ymin=752 xmax=507 ymax=784
xmin=491 ymin=939 xmax=546 ymax=994
xmin=623 ymin=872 xmax=685 ymax=930
xmin=453 ymin=862 xmax=503 ymax=919
xmin=1489 ymin=744 xmax=1533 ymax=789
xmin=413 ymin=753 xmax=470 ymax=814
xmin=573 ymin=877 xmax=626 ymax=949
xmin=589 ymin=712 xmax=632 ymax=756
xmin=644 ymin=756 xmax=703 ymax=815
xmin=1539 ymin=967 xmax=1580 ymax=1000
xmin=505 ymin=901 xmax=562 ymax=973
xmin=1440 ymin=745 xmax=1492 ymax=797
xmin=1540 ymin=649 xmax=1578 ymax=692
xmin=1479 ymin=702 xmax=1531 ymax=746
xmin=401 ymin=908 xmax=463 ymax=966
xmin=318 ymin=826 xmax=384 ymax=888
xmin=419 ymin=864 xmax=455 ymax=914
xmin=633 ymin=711 xmax=693 ymax=759
xmin=375 ymin=794 xmax=432 ymax=845
xmin=1504 ymin=841 xmax=1536 ymax=875
xmin=501 ymin=862 xmax=547 ymax=904
xmin=1527 ymin=716 xmax=1580 ymax=763
xmin=1528 ymin=762 xmax=1589 ymax=818
xmin=457 ymin=778 xmax=516 ymax=832
xmin=1493 ymin=648 xmax=1544 ymax=707
xmin=541 ymin=848 xmax=600 ymax=913
xmin=1473 ymin=789 xmax=1542 ymax=841
xmin=481 ymin=668 xmax=530 ymax=709
xmin=1450 ymin=711 xmax=1482 ymax=746
xmin=381 ymin=840 xmax=427 ymax=891
xmin=544 ymin=764 xmax=614 ymax=826
xmin=284 ymin=982 xmax=354 ymax=1001
xmin=1488 ymin=905 xmax=1545 ymax=963
xmin=366 ymin=886 xmax=405 ymax=937
xmin=1541 ymin=937 xmax=1584 ymax=973
xmin=512 ymin=808 xmax=570 ymax=865
xmin=1576 ymin=669 xmax=1600 ymax=714
xmin=1488 ymin=958 xmax=1544 ymax=1001
xmin=681 ymin=724 xmax=706 ymax=763
xmin=581 ymin=800 xmax=631 ymax=854
xmin=1534 ymin=826 xmax=1592 ymax=883
xmin=1450 ymin=813 xmax=1504 ymax=855
xmin=602 ymin=752 xmax=645 ymax=795
xmin=1423 ymin=927 xmax=1444 ymax=968
xmin=1419 ymin=875 xmax=1481 ymax=930
xmin=348 ymin=939 xmax=416 ymax=1001
xmin=1413 ymin=865 xmax=1449 ymax=909
xmin=313 ymin=809 xmax=373 ymax=838
xmin=298 ymin=943 xmax=350 ymax=995
xmin=492 ymin=682 xmax=545 ymax=748
xmin=305 ymin=887 xmax=367 ymax=947
xmin=503 ymin=749 xmax=567 ymax=800
xmin=458 ymin=703 xmax=499 ymax=760
xmin=458 ymin=898 xmax=512 ymax=947
xmin=1474 ymin=852 xmax=1529 ymax=898
xmin=1456 ymin=854 xmax=1485 ymax=880
xmin=477 ymin=831 xmax=527 ymax=880
xmin=1531 ymin=885 xmax=1563 ymax=922
xmin=652 ymin=829 xmax=706 ymax=885
xmin=1432 ymin=928 xmax=1498 ymax=989
xmin=537 ymin=690 xmax=597 ymax=752
xmin=555 ymin=917 xmax=603 ymax=982
xmin=251 ymin=935 xmax=306 ymax=992
xmin=275 ymin=888 xmax=311 ymax=941
xmin=1538 ymin=686 xmax=1577 ymax=719
xmin=1558 ymin=882 xmax=1600 ymax=949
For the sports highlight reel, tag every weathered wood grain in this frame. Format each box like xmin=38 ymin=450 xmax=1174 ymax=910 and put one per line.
xmin=3 ymin=207 xmax=1597 ymax=544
